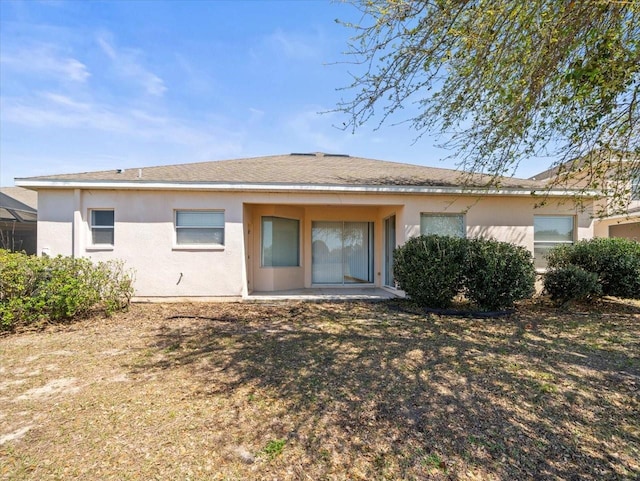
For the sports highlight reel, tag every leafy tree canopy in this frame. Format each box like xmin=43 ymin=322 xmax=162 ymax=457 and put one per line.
xmin=337 ymin=0 xmax=639 ymax=214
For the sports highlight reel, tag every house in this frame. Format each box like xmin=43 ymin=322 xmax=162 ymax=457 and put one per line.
xmin=531 ymin=152 xmax=640 ymax=241
xmin=15 ymin=153 xmax=598 ymax=299
xmin=593 ymin=204 xmax=640 ymax=240
xmin=0 ymin=187 xmax=38 ymax=254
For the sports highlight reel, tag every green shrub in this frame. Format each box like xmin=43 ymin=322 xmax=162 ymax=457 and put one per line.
xmin=546 ymin=237 xmax=640 ymax=299
xmin=0 ymin=250 xmax=134 ymax=331
xmin=393 ymin=235 xmax=536 ymax=310
xmin=0 ymin=249 xmax=44 ymax=299
xmin=544 ymin=265 xmax=601 ymax=304
xmin=393 ymin=235 xmax=466 ymax=308
xmin=95 ymin=259 xmax=135 ymax=314
xmin=464 ymin=238 xmax=536 ymax=310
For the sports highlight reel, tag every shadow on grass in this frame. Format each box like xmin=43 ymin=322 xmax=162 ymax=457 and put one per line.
xmin=132 ymin=300 xmax=639 ymax=480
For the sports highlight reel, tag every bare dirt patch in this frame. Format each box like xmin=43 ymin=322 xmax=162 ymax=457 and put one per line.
xmin=1 ymin=299 xmax=638 ymax=480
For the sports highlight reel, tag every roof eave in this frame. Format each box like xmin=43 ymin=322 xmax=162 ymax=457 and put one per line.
xmin=14 ymin=179 xmax=596 ymax=197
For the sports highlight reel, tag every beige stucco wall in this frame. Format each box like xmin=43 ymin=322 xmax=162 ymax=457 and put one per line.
xmin=608 ymin=222 xmax=640 ymax=240
xmin=38 ymin=189 xmax=247 ymax=297
xmin=37 ymin=189 xmax=75 ymax=257
xmin=247 ymin=204 xmax=306 ymax=292
xmin=35 ymin=188 xmax=596 ymax=297
xmin=594 ymin=215 xmax=640 ymax=240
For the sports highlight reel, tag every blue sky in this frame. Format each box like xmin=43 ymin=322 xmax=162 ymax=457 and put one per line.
xmin=0 ymin=0 xmax=536 ymax=187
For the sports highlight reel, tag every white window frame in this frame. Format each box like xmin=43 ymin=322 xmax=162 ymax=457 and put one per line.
xmin=174 ymin=210 xmax=225 ymax=248
xmin=533 ymin=215 xmax=575 ymax=269
xmin=261 ymin=216 xmax=300 ymax=267
xmin=420 ymin=213 xmax=466 ymax=238
xmin=89 ymin=209 xmax=115 ymax=247
xmin=631 ymin=176 xmax=640 ymax=200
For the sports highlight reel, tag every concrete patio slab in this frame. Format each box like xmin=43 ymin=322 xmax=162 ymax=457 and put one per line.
xmin=245 ymin=287 xmax=400 ymax=302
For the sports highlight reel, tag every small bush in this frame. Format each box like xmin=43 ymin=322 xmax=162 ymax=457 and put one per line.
xmin=547 ymin=237 xmax=640 ymax=299
xmin=0 ymin=250 xmax=134 ymax=331
xmin=464 ymin=238 xmax=536 ymax=310
xmin=393 ymin=235 xmax=466 ymax=308
xmin=544 ymin=265 xmax=601 ymax=305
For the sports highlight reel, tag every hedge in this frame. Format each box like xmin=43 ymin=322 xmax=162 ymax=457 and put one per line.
xmin=393 ymin=235 xmax=535 ymax=310
xmin=546 ymin=237 xmax=640 ymax=299
xmin=0 ymin=250 xmax=134 ymax=331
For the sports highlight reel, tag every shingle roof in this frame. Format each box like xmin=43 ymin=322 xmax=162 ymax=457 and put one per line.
xmin=530 ymin=150 xmax=639 ymax=182
xmin=17 ymin=152 xmax=543 ymax=190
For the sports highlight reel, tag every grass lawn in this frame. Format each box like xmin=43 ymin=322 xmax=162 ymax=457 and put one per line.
xmin=1 ymin=299 xmax=638 ymax=480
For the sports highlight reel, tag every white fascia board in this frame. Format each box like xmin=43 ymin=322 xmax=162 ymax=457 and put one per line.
xmin=14 ymin=179 xmax=598 ymax=197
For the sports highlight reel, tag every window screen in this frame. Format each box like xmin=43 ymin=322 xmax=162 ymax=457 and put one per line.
xmin=90 ymin=210 xmax=114 ymax=245
xmin=176 ymin=211 xmax=224 ymax=245
xmin=420 ymin=214 xmax=465 ymax=238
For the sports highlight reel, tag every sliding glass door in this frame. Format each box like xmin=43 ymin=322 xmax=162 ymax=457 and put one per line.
xmin=312 ymin=221 xmax=374 ymax=284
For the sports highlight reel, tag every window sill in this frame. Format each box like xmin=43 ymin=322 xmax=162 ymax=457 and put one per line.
xmin=172 ymin=244 xmax=225 ymax=251
xmin=86 ymin=245 xmax=114 ymax=252
xmin=260 ymin=265 xmax=302 ymax=269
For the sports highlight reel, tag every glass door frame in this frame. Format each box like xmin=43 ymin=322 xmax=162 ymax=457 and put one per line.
xmin=311 ymin=220 xmax=374 ymax=285
xmin=383 ymin=214 xmax=396 ymax=288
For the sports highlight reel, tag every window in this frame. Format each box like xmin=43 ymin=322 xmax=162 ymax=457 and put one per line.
xmin=632 ymin=176 xmax=640 ymax=200
xmin=420 ymin=213 xmax=465 ymax=238
xmin=262 ymin=216 xmax=300 ymax=267
xmin=90 ymin=210 xmax=114 ymax=245
xmin=175 ymin=210 xmax=224 ymax=246
xmin=534 ymin=215 xmax=574 ymax=269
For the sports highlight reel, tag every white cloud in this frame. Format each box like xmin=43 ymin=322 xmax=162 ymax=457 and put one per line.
xmin=0 ymin=92 xmax=225 ymax=146
xmin=266 ymin=29 xmax=319 ymax=60
xmin=248 ymin=107 xmax=265 ymax=124
xmin=285 ymin=107 xmax=347 ymax=153
xmin=96 ymin=34 xmax=167 ymax=97
xmin=0 ymin=90 xmax=249 ymax=186
xmin=41 ymin=92 xmax=92 ymax=111
xmin=0 ymin=45 xmax=90 ymax=82
xmin=174 ymin=53 xmax=216 ymax=96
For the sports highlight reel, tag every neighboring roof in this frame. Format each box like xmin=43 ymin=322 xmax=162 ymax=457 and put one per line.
xmin=530 ymin=150 xmax=639 ymax=182
xmin=0 ymin=187 xmax=38 ymax=222
xmin=16 ymin=153 xmax=547 ymax=193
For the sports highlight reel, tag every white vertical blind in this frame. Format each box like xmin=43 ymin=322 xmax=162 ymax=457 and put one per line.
xmin=384 ymin=215 xmax=396 ymax=287
xmin=312 ymin=221 xmax=343 ymax=283
xmin=312 ymin=221 xmax=373 ymax=284
xmin=262 ymin=216 xmax=300 ymax=267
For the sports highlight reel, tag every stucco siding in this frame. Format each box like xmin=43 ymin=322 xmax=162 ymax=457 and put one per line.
xmin=37 ymin=189 xmax=246 ymax=297
xmin=594 ymin=216 xmax=640 ymax=240
xmin=37 ymin=189 xmax=74 ymax=257
xmin=609 ymin=222 xmax=640 ymax=240
xmin=35 ymin=188 xmax=597 ymax=297
xmin=401 ymin=195 xmax=594 ymax=248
